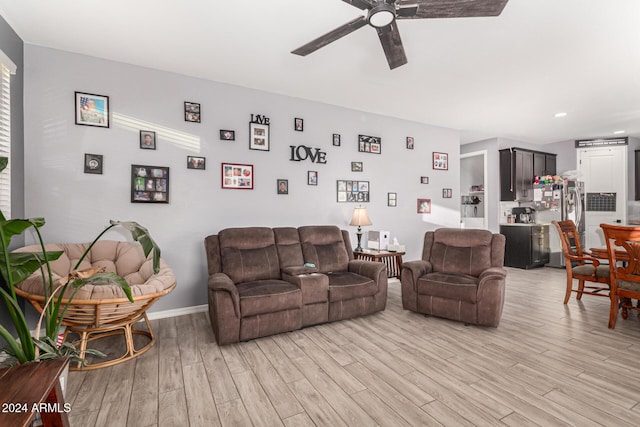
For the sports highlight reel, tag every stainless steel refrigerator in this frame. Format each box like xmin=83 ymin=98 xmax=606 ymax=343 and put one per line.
xmin=533 ymin=180 xmax=585 ymax=267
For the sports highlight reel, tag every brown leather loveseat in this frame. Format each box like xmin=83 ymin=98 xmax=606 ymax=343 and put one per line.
xmin=204 ymin=225 xmax=388 ymax=344
xmin=401 ymin=228 xmax=507 ymax=327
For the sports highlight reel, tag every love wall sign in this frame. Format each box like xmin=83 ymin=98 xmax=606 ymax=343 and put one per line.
xmin=289 ymin=145 xmax=327 ymax=164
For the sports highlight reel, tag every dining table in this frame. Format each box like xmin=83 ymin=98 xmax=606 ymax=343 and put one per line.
xmin=589 ymin=247 xmax=630 ymax=263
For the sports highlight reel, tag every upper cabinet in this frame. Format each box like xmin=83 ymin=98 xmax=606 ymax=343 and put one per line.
xmin=500 ymin=148 xmax=557 ymax=202
xmin=533 ymin=152 xmax=557 ymax=177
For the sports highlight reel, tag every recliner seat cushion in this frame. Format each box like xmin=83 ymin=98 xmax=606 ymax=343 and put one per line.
xmin=236 ymin=280 xmax=302 ymax=317
xmin=417 ymin=272 xmax=478 ymax=304
xmin=327 ymin=272 xmax=377 ymax=302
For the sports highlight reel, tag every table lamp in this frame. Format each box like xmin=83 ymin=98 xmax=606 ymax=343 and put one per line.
xmin=349 ymin=206 xmax=372 ymax=252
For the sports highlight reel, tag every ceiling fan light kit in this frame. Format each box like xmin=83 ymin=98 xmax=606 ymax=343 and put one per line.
xmin=292 ymin=0 xmax=510 ymax=70
xmin=368 ymin=2 xmax=396 ymax=28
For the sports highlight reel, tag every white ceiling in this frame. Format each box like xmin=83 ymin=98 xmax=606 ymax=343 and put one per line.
xmin=1 ymin=0 xmax=640 ymax=145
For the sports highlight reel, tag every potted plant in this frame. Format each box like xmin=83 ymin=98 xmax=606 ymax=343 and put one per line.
xmin=0 ymin=156 xmax=161 ymax=366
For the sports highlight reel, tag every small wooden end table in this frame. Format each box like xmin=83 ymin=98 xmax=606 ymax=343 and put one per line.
xmin=0 ymin=357 xmax=70 ymax=427
xmin=354 ymin=249 xmax=405 ymax=279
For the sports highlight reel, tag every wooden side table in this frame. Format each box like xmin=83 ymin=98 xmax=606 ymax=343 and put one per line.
xmin=353 ymin=249 xmax=405 ymax=279
xmin=0 ymin=357 xmax=70 ymax=427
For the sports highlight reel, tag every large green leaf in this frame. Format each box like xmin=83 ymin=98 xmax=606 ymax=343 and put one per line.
xmin=0 ymin=218 xmax=45 ymax=249
xmin=110 ymin=221 xmax=161 ymax=274
xmin=0 ymin=250 xmax=63 ymax=287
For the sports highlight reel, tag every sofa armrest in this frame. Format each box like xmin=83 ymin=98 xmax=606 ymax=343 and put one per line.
xmin=282 ymin=272 xmax=329 ymax=304
xmin=282 ymin=265 xmax=318 ymax=276
xmin=208 ymin=273 xmax=240 ymax=318
xmin=400 ymin=260 xmax=432 ymax=290
xmin=348 ymin=259 xmax=386 ymax=282
xmin=478 ymin=267 xmax=507 ymax=284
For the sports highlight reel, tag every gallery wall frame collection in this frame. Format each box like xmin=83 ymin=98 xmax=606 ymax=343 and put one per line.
xmin=131 ymin=165 xmax=169 ymax=204
xmin=74 ymin=91 xmax=453 ymax=215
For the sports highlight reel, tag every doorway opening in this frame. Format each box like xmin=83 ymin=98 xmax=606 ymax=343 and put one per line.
xmin=460 ymin=150 xmax=488 ymax=229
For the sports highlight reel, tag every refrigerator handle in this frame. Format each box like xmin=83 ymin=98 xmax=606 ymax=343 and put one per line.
xmin=574 ymin=187 xmax=583 ymax=229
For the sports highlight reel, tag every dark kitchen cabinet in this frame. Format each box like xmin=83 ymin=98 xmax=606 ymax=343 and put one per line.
xmin=533 ymin=152 xmax=557 ymax=176
xmin=500 ymin=224 xmax=549 ymax=269
xmin=500 ymin=148 xmax=533 ymax=201
xmin=500 ymin=148 xmax=556 ymax=201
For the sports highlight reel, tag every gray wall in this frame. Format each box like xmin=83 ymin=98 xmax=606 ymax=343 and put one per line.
xmin=23 ymin=45 xmax=461 ymax=313
xmin=0 ymin=13 xmax=24 ymax=341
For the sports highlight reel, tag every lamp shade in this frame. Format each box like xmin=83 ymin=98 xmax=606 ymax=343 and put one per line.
xmin=349 ymin=207 xmax=372 ymax=227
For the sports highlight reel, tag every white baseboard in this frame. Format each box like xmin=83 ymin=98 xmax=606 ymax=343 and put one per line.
xmin=146 ymin=304 xmax=208 ymax=321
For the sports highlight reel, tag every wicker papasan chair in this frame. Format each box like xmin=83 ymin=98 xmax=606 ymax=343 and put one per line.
xmin=14 ymin=240 xmax=176 ymax=370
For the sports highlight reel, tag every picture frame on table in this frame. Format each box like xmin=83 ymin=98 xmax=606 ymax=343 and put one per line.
xmin=131 ymin=165 xmax=169 ymax=203
xmin=249 ymin=122 xmax=270 ymax=151
xmin=432 ymin=152 xmax=448 ymax=170
xmin=75 ymin=92 xmax=109 ymax=128
xmin=222 ymin=162 xmax=254 ymax=189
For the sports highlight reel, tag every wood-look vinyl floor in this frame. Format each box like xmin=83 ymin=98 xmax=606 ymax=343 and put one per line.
xmin=66 ymin=267 xmax=640 ymax=426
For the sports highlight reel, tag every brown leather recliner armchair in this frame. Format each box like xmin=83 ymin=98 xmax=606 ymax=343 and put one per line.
xmin=400 ymin=228 xmax=507 ymax=327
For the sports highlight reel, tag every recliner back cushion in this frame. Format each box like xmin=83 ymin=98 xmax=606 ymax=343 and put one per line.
xmin=274 ymin=227 xmax=305 ymax=269
xmin=218 ymin=228 xmax=280 ymax=283
xmin=429 ymin=229 xmax=493 ymax=277
xmin=298 ymin=226 xmax=349 ymax=273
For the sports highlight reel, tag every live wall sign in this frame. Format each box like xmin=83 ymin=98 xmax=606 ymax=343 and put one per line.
xmin=289 ymin=145 xmax=327 ymax=164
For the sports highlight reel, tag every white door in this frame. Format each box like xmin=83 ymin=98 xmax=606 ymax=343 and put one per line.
xmin=577 ymin=146 xmax=627 ymax=250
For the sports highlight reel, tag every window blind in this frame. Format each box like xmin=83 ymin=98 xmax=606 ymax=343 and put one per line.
xmin=0 ymin=62 xmax=11 ymax=219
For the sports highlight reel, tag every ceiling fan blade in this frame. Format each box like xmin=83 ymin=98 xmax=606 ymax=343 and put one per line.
xmin=396 ymin=0 xmax=509 ymax=19
xmin=292 ymin=16 xmax=368 ymax=56
xmin=341 ymin=0 xmax=374 ymax=10
xmin=376 ymin=21 xmax=408 ymax=70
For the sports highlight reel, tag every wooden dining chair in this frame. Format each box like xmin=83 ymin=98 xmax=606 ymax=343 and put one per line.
xmin=552 ymin=220 xmax=610 ymax=304
xmin=600 ymin=223 xmax=640 ymax=329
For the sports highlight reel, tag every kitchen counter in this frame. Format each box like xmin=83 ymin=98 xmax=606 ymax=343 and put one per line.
xmin=499 ymin=223 xmax=539 ymax=227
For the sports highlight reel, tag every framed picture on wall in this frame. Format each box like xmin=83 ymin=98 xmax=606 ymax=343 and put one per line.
xmin=336 ymin=180 xmax=370 ymax=203
xmin=433 ymin=152 xmax=448 ymax=170
xmin=294 ymin=118 xmax=304 ymax=132
xmin=131 ymin=165 xmax=169 ymax=203
xmin=308 ymin=171 xmax=318 ymax=185
xmin=84 ymin=153 xmax=103 ymax=174
xmin=249 ymin=122 xmax=270 ymax=151
xmin=420 ymin=176 xmax=429 ymax=184
xmin=333 ymin=133 xmax=341 ymax=146
xmin=187 ymin=156 xmax=206 ymax=170
xmin=406 ymin=137 xmax=414 ymax=149
xmin=277 ymin=179 xmax=288 ymax=194
xmin=220 ymin=130 xmax=235 ymax=141
xmin=417 ymin=198 xmax=431 ymax=214
xmin=442 ymin=188 xmax=453 ymax=198
xmin=184 ymin=102 xmax=201 ymax=123
xmin=75 ymin=92 xmax=109 ymax=128
xmin=358 ymin=135 xmax=381 ymax=154
xmin=140 ymin=131 xmax=156 ymax=150
xmin=351 ymin=161 xmax=363 ymax=172
xmin=222 ymin=162 xmax=254 ymax=189
xmin=388 ymin=192 xmax=397 ymax=207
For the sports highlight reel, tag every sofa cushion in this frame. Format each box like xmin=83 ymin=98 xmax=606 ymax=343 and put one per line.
xmin=274 ymin=227 xmax=305 ymax=269
xmin=236 ymin=280 xmax=302 ymax=317
xmin=417 ymin=272 xmax=478 ymax=303
xmin=221 ymin=245 xmax=280 ymax=284
xmin=327 ymin=272 xmax=377 ymax=302
xmin=298 ymin=226 xmax=350 ymax=273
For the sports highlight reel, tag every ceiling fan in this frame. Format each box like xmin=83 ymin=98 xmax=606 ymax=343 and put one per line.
xmin=291 ymin=0 xmax=509 ymax=70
